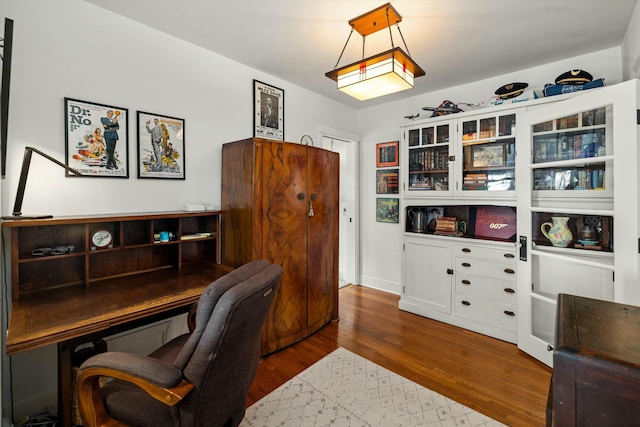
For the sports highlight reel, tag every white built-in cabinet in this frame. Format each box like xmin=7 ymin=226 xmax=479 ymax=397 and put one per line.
xmin=515 ymin=79 xmax=640 ymax=366
xmin=400 ymin=79 xmax=640 ymax=366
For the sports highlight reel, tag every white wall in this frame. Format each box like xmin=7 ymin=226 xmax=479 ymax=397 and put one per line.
xmin=622 ymin=0 xmax=640 ymax=78
xmin=0 ymin=0 xmax=358 ymax=421
xmin=0 ymin=0 xmax=357 ymax=217
xmin=356 ymin=47 xmax=624 ymax=294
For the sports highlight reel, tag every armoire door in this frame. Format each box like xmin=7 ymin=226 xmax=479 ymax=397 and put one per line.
xmin=259 ymin=141 xmax=309 ymax=349
xmin=307 ymin=147 xmax=339 ymax=330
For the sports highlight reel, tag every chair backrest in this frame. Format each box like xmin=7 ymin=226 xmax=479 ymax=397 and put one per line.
xmin=178 ymin=262 xmax=282 ymax=426
xmin=173 ymin=259 xmax=270 ymax=370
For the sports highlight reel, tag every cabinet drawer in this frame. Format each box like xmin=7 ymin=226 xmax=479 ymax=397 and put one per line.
xmin=456 ymin=275 xmax=516 ymax=304
xmin=455 ymin=257 xmax=516 ymax=281
xmin=455 ymin=244 xmax=516 ymax=262
xmin=454 ymin=294 xmax=517 ymax=332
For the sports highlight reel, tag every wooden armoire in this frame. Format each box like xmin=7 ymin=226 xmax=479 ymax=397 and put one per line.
xmin=221 ymin=138 xmax=339 ymax=354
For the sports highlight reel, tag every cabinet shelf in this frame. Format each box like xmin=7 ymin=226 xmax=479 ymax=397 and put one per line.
xmin=530 ymin=155 xmax=612 ymax=169
xmin=3 ymin=211 xmax=223 ymax=300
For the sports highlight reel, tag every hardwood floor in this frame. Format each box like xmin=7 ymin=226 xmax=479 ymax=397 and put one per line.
xmin=248 ymin=284 xmax=552 ymax=427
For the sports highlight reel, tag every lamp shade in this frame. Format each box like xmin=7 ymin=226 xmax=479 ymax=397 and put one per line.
xmin=326 ymin=48 xmax=425 ymax=101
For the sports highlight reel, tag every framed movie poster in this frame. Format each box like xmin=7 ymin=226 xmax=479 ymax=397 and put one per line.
xmin=376 ymin=169 xmax=399 ymax=194
xmin=376 ymin=141 xmax=399 ymax=167
xmin=136 ymin=111 xmax=185 ymax=179
xmin=254 ymin=80 xmax=284 ymax=141
xmin=376 ymin=198 xmax=399 ymax=223
xmin=64 ymin=98 xmax=129 ymax=177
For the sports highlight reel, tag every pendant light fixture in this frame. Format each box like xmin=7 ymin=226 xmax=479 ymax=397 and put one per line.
xmin=325 ymin=3 xmax=425 ymax=101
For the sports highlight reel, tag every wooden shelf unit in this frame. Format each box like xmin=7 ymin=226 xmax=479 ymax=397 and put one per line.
xmin=4 ymin=210 xmax=222 ymax=301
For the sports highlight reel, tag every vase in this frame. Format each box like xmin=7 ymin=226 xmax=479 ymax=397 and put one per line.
xmin=540 ymin=216 xmax=573 ymax=248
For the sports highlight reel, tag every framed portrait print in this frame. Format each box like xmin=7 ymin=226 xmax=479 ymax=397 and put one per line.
xmin=376 ymin=198 xmax=399 ymax=223
xmin=254 ymin=79 xmax=284 ymax=141
xmin=376 ymin=141 xmax=399 ymax=167
xmin=137 ymin=111 xmax=185 ymax=179
xmin=376 ymin=169 xmax=399 ymax=194
xmin=65 ymin=98 xmax=129 ymax=177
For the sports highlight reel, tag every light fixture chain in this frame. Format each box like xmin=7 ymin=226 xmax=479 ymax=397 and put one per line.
xmin=396 ymin=24 xmax=411 ymax=57
xmin=362 ymin=35 xmax=366 ymax=60
xmin=386 ymin=7 xmax=395 ymax=49
xmin=333 ymin=28 xmax=355 ymax=69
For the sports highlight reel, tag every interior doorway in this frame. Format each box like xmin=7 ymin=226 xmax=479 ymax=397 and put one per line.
xmin=318 ymin=133 xmax=359 ymax=287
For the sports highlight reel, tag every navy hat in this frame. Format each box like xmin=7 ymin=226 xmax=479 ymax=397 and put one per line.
xmin=495 ymin=82 xmax=528 ymax=99
xmin=555 ymin=69 xmax=593 ymax=85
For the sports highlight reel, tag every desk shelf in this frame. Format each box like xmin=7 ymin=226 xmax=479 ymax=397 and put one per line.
xmin=3 ymin=210 xmax=223 ymax=300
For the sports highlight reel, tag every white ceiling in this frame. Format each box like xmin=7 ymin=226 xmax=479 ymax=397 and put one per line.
xmin=85 ymin=0 xmax=638 ymax=109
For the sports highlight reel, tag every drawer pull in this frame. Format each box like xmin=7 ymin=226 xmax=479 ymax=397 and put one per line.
xmin=461 ymin=300 xmax=471 ymax=306
xmin=461 ymin=247 xmax=471 ymax=253
xmin=503 ymin=287 xmax=515 ymax=293
xmin=503 ymin=253 xmax=515 ymax=258
xmin=461 ymin=279 xmax=471 ymax=285
xmin=461 ymin=262 xmax=471 ymax=268
xmin=504 ymin=268 xmax=515 ymax=274
xmin=547 ymin=345 xmax=554 ymax=352
xmin=447 ymin=268 xmax=454 ymax=275
xmin=504 ymin=310 xmax=515 ymax=316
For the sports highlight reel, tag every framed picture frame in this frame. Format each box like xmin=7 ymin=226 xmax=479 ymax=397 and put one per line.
xmin=64 ymin=98 xmax=129 ymax=177
xmin=376 ymin=169 xmax=399 ymax=194
xmin=253 ymin=79 xmax=284 ymax=141
xmin=376 ymin=198 xmax=399 ymax=223
xmin=472 ymin=144 xmax=505 ymax=168
xmin=136 ymin=111 xmax=185 ymax=179
xmin=376 ymin=141 xmax=399 ymax=167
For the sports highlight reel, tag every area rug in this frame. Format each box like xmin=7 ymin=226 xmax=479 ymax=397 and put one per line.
xmin=241 ymin=347 xmax=504 ymax=427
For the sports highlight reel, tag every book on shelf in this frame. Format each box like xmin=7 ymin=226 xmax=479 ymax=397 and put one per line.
xmin=181 ymin=232 xmax=216 ymax=240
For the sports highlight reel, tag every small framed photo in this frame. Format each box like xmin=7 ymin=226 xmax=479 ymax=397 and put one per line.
xmin=254 ymin=80 xmax=284 ymax=141
xmin=376 ymin=198 xmax=399 ymax=223
xmin=136 ymin=111 xmax=185 ymax=179
xmin=376 ymin=169 xmax=399 ymax=194
xmin=376 ymin=141 xmax=399 ymax=167
xmin=65 ymin=98 xmax=129 ymax=177
xmin=472 ymin=144 xmax=505 ymax=168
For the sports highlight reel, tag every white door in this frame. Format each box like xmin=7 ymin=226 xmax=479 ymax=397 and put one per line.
xmin=321 ymin=134 xmax=359 ymax=287
xmin=515 ymin=80 xmax=640 ymax=367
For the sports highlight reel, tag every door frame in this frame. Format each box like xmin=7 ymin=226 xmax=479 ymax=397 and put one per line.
xmin=316 ymin=126 xmax=360 ymax=286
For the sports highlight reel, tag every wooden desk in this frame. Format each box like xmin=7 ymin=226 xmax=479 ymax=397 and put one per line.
xmin=3 ymin=211 xmax=231 ymax=426
xmin=549 ymin=294 xmax=640 ymax=426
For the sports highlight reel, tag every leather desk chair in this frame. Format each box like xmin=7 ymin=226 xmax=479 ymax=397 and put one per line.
xmin=76 ymin=259 xmax=282 ymax=427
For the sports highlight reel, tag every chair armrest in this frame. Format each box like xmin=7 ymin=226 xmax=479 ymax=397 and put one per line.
xmin=80 ymin=352 xmax=184 ymax=388
xmin=76 ymin=352 xmax=194 ymax=427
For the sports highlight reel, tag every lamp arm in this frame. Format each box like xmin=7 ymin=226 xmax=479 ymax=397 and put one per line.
xmin=10 ymin=146 xmax=82 ymax=217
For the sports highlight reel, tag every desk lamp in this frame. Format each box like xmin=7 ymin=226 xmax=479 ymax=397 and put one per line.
xmin=2 ymin=146 xmax=82 ymax=220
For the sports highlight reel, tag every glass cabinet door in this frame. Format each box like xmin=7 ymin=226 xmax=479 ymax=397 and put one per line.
xmin=530 ymin=107 xmax=611 ymax=196
xmin=460 ymin=113 xmax=516 ymax=194
xmin=406 ymin=121 xmax=452 ymax=195
xmin=516 ymin=79 xmax=640 ymax=367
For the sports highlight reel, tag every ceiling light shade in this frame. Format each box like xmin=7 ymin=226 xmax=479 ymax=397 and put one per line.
xmin=326 ymin=47 xmax=421 ymax=101
xmin=326 ymin=3 xmax=425 ymax=101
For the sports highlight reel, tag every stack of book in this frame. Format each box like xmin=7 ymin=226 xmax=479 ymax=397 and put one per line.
xmin=463 ymin=173 xmax=488 ymax=190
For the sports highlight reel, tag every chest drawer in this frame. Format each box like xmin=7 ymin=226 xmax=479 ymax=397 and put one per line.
xmin=454 ymin=294 xmax=516 ymax=332
xmin=454 ymin=244 xmax=517 ymax=262
xmin=455 ymin=257 xmax=516 ymax=281
xmin=456 ymin=274 xmax=516 ymax=304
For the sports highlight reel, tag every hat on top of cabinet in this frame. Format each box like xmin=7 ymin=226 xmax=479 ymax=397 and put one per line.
xmin=495 ymin=82 xmax=529 ymax=99
xmin=555 ymin=69 xmax=593 ymax=85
